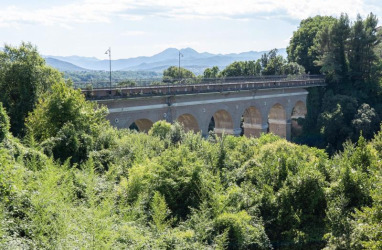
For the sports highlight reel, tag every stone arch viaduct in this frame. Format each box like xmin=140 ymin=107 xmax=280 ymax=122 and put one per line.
xmin=84 ymin=75 xmax=325 ymax=140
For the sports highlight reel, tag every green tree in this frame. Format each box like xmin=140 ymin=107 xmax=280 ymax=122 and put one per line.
xmin=282 ymin=62 xmax=305 ymax=75
xmin=275 ymin=168 xmax=327 ymax=247
xmin=148 ymin=121 xmax=172 ymax=140
xmin=219 ymin=49 xmax=304 ymax=77
xmin=0 ymin=103 xmax=10 ymax=142
xmin=297 ymin=13 xmax=382 ymax=152
xmin=244 ymin=60 xmax=262 ymax=76
xmin=26 ymin=81 xmax=108 ymax=142
xmin=26 ymin=81 xmax=108 ymax=163
xmin=118 ymin=80 xmax=136 ymax=87
xmin=203 ymin=66 xmax=220 ymax=78
xmin=363 ymin=13 xmax=380 ymax=81
xmin=125 ymin=145 xmax=204 ymax=219
xmin=220 ymin=61 xmax=261 ymax=77
xmin=375 ymin=26 xmax=382 ymax=60
xmin=351 ymin=103 xmax=380 ymax=140
xmin=214 ymin=211 xmax=270 ymax=250
xmin=163 ymin=66 xmax=195 ymax=79
xmin=349 ymin=13 xmax=380 ymax=90
xmin=220 ymin=61 xmax=246 ymax=77
xmin=150 ymin=191 xmax=171 ymax=232
xmin=351 ymin=180 xmax=382 ymax=249
xmin=314 ymin=14 xmax=351 ymax=92
xmin=287 ymin=16 xmax=336 ymax=74
xmin=262 ymin=55 xmax=285 ymax=75
xmin=318 ymin=94 xmax=358 ymax=153
xmin=0 ymin=42 xmax=63 ymax=136
xmin=349 ymin=14 xmax=367 ymax=85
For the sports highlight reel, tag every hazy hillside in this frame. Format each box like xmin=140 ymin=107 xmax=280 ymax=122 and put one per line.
xmin=45 ymin=47 xmax=287 ymax=74
xmin=44 ymin=57 xmax=89 ymax=71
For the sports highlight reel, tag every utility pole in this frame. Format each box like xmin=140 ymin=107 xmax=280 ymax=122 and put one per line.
xmin=105 ymin=47 xmax=112 ymax=94
xmin=178 ymin=50 xmax=183 ymax=81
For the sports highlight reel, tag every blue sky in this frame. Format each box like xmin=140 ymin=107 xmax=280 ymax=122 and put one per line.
xmin=1 ymin=0 xmax=381 ymax=59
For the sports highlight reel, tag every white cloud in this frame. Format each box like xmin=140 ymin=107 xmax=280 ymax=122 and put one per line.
xmin=0 ymin=0 xmax=130 ymax=27
xmin=124 ymin=0 xmax=374 ymax=20
xmin=0 ymin=0 xmax=379 ymax=27
xmin=121 ymin=30 xmax=147 ymax=36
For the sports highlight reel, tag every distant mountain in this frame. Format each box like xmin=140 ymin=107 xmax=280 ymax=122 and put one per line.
xmin=44 ymin=47 xmax=287 ymax=75
xmin=44 ymin=57 xmax=89 ymax=71
xmin=119 ymin=48 xmax=287 ymax=75
xmin=46 ymin=55 xmax=99 ymax=67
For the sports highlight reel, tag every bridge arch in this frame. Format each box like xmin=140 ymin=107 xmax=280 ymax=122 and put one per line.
xmin=268 ymin=103 xmax=287 ymax=138
xmin=209 ymin=109 xmax=234 ymax=136
xmin=128 ymin=118 xmax=153 ymax=133
xmin=291 ymin=100 xmax=307 ymax=137
xmin=242 ymin=106 xmax=263 ymax=137
xmin=176 ymin=113 xmax=200 ymax=133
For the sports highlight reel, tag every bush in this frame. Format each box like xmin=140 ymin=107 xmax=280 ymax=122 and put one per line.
xmin=148 ymin=121 xmax=171 ymax=140
xmin=0 ymin=102 xmax=10 ymax=142
xmin=215 ymin=211 xmax=270 ymax=249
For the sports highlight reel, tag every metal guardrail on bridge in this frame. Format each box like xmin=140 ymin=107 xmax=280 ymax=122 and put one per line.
xmin=81 ymin=74 xmax=326 ymax=100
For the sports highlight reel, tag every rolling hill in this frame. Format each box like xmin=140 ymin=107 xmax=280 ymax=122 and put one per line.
xmin=44 ymin=47 xmax=287 ymax=75
xmin=44 ymin=57 xmax=89 ymax=71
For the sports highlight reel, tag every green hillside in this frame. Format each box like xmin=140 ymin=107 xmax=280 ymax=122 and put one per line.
xmin=1 ymin=103 xmax=381 ymax=248
xmin=44 ymin=57 xmax=89 ymax=71
xmin=1 ymin=12 xmax=382 ymax=249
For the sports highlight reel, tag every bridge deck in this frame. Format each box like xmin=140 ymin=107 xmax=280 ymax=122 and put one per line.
xmin=82 ymin=75 xmax=326 ymax=100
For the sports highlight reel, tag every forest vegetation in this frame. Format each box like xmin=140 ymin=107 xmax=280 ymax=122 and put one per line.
xmin=65 ymin=71 xmax=161 ymax=89
xmin=0 ymin=12 xmax=381 ymax=249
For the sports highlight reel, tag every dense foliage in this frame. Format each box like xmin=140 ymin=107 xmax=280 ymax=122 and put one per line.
xmin=25 ymin=81 xmax=109 ymax=165
xmin=64 ymin=70 xmax=161 ymax=88
xmin=0 ymin=42 xmax=63 ymax=136
xmin=163 ymin=66 xmax=196 ymax=79
xmin=289 ymin=13 xmax=382 ymax=153
xmin=287 ymin=16 xmax=336 ymax=74
xmin=203 ymin=49 xmax=305 ymax=78
xmin=1 ymin=13 xmax=382 ymax=248
xmin=1 ymin=96 xmax=382 ymax=248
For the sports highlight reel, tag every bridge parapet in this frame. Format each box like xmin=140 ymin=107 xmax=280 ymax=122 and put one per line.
xmin=82 ymin=75 xmax=325 ymax=100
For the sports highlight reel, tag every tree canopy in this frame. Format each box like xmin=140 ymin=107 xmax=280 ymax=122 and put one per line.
xmin=0 ymin=103 xmax=10 ymax=142
xmin=215 ymin=49 xmax=305 ymax=78
xmin=0 ymin=42 xmax=63 ymax=136
xmin=287 ymin=16 xmax=336 ymax=74
xmin=163 ymin=66 xmax=196 ymax=79
xmin=291 ymin=13 xmax=382 ymax=153
xmin=26 ymin=80 xmax=109 ymax=164
xmin=2 ymin=115 xmax=382 ymax=249
xmin=1 ymin=13 xmax=382 ymax=248
xmin=203 ymin=66 xmax=220 ymax=78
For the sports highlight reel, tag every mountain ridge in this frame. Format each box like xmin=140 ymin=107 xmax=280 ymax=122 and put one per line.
xmin=44 ymin=47 xmax=287 ymax=75
xmin=45 ymin=57 xmax=89 ymax=71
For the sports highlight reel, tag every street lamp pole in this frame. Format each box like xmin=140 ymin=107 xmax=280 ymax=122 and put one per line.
xmin=178 ymin=50 xmax=183 ymax=81
xmin=105 ymin=47 xmax=112 ymax=94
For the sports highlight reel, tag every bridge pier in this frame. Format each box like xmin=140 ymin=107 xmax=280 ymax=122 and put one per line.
xmin=232 ymin=128 xmax=242 ymax=136
xmin=268 ymin=119 xmax=292 ymax=140
xmin=243 ymin=123 xmax=268 ymax=138
xmin=286 ymin=121 xmax=291 ymax=141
